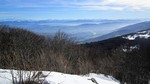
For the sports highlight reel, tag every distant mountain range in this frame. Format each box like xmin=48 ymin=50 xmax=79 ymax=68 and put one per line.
xmin=84 ymin=21 xmax=150 ymax=43
xmin=0 ymin=19 xmax=141 ymax=41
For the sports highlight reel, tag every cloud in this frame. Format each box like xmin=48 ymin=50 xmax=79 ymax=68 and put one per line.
xmin=101 ymin=0 xmax=150 ymax=10
xmin=69 ymin=0 xmax=150 ymax=10
xmin=59 ymin=0 xmax=150 ymax=10
xmin=1 ymin=0 xmax=150 ymax=10
xmin=81 ymin=5 xmax=124 ymax=10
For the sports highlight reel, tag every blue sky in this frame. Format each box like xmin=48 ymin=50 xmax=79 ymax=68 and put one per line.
xmin=0 ymin=0 xmax=150 ymax=20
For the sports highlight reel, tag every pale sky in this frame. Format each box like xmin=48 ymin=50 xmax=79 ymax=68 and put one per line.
xmin=0 ymin=0 xmax=150 ymax=20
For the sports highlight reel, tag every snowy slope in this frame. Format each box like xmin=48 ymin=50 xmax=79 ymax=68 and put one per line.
xmin=122 ymin=30 xmax=150 ymax=40
xmin=0 ymin=69 xmax=120 ymax=84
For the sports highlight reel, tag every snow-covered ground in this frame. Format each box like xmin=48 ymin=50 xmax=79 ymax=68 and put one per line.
xmin=122 ymin=30 xmax=150 ymax=40
xmin=0 ymin=69 xmax=120 ymax=84
xmin=123 ymin=45 xmax=139 ymax=52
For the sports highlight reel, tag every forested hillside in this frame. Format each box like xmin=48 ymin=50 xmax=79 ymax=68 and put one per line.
xmin=0 ymin=25 xmax=149 ymax=84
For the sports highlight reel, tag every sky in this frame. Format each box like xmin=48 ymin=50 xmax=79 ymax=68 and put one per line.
xmin=0 ymin=0 xmax=150 ymax=20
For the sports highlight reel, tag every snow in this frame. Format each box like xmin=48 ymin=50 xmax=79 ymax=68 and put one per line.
xmin=138 ymin=34 xmax=150 ymax=39
xmin=122 ymin=30 xmax=150 ymax=40
xmin=123 ymin=45 xmax=139 ymax=52
xmin=123 ymin=49 xmax=127 ymax=52
xmin=130 ymin=45 xmax=138 ymax=49
xmin=122 ymin=35 xmax=138 ymax=40
xmin=137 ymin=31 xmax=147 ymax=34
xmin=0 ymin=69 xmax=120 ymax=84
xmin=129 ymin=45 xmax=139 ymax=51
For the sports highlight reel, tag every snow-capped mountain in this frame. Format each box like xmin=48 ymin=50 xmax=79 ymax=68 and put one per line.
xmin=84 ymin=21 xmax=150 ymax=43
xmin=84 ymin=28 xmax=150 ymax=51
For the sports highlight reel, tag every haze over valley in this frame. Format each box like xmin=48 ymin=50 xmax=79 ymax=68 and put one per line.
xmin=0 ymin=19 xmax=142 ymax=42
